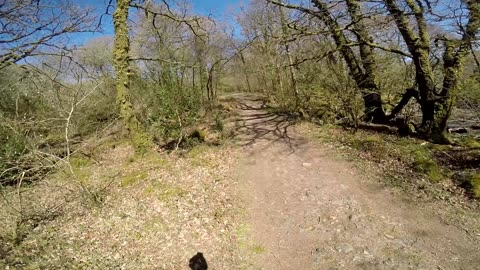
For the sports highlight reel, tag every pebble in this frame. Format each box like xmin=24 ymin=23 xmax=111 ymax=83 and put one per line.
xmin=384 ymin=234 xmax=395 ymax=240
xmin=302 ymin=162 xmax=312 ymax=167
xmin=336 ymin=244 xmax=354 ymax=253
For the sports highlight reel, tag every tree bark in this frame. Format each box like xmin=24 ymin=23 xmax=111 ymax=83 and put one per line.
xmin=113 ymin=0 xmax=149 ymax=151
xmin=311 ymin=0 xmax=386 ymax=122
xmin=279 ymin=7 xmax=300 ymax=107
xmin=384 ymin=0 xmax=479 ymax=143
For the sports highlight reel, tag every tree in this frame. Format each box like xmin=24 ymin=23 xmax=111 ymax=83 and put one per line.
xmin=0 ymin=0 xmax=96 ymax=70
xmin=112 ymin=0 xmax=151 ymax=152
xmin=384 ymin=0 xmax=480 ymax=143
xmin=267 ymin=0 xmax=387 ymax=122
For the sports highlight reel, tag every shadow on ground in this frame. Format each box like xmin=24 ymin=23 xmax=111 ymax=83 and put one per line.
xmin=228 ymin=94 xmax=304 ymax=152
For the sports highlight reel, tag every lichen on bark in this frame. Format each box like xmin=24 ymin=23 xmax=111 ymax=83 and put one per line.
xmin=113 ymin=0 xmax=151 ymax=153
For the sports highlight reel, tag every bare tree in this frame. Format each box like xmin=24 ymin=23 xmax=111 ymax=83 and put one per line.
xmin=0 ymin=0 xmax=96 ymax=70
xmin=267 ymin=0 xmax=387 ymax=122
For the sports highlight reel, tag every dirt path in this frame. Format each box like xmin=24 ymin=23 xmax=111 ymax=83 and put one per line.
xmin=230 ymin=94 xmax=479 ymax=270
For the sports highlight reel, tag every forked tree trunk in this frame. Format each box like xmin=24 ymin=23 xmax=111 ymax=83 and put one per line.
xmin=385 ymin=0 xmax=479 ymax=143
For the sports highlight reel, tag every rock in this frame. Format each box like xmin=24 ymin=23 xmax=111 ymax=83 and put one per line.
xmin=447 ymin=127 xmax=468 ymax=134
xmin=384 ymin=234 xmax=395 ymax=240
xmin=302 ymin=162 xmax=312 ymax=167
xmin=336 ymin=244 xmax=354 ymax=253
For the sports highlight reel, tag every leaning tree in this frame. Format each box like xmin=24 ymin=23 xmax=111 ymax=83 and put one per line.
xmin=384 ymin=0 xmax=480 ymax=143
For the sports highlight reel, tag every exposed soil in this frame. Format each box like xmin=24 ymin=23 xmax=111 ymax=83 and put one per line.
xmin=230 ymin=93 xmax=480 ymax=270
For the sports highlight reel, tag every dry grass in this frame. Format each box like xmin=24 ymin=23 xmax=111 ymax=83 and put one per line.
xmin=0 ymin=141 xmax=246 ymax=269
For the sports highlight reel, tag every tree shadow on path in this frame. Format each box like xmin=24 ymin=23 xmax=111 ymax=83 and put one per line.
xmin=229 ymin=94 xmax=306 ymax=152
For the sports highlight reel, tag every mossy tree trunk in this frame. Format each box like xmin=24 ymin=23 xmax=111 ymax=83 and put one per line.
xmin=385 ymin=0 xmax=479 ymax=143
xmin=311 ymin=0 xmax=386 ymax=123
xmin=113 ymin=0 xmax=150 ymax=152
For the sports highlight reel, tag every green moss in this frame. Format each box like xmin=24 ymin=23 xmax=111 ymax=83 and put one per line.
xmin=468 ymin=173 xmax=480 ymax=199
xmin=142 ymin=152 xmax=169 ymax=168
xmin=158 ymin=185 xmax=186 ymax=201
xmin=251 ymin=244 xmax=266 ymax=254
xmin=132 ymin=131 xmax=153 ymax=155
xmin=147 ymin=181 xmax=187 ymax=202
xmin=120 ymin=171 xmax=148 ymax=187
xmin=351 ymin=135 xmax=382 ymax=151
xmin=70 ymin=156 xmax=93 ymax=170
xmin=456 ymin=137 xmax=480 ymax=149
xmin=411 ymin=149 xmax=445 ymax=182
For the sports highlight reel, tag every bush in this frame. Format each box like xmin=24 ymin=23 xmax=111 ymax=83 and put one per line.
xmin=131 ymin=74 xmax=203 ymax=143
xmin=0 ymin=120 xmax=29 ymax=183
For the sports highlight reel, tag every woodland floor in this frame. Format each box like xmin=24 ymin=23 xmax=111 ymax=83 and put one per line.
xmin=1 ymin=93 xmax=479 ymax=269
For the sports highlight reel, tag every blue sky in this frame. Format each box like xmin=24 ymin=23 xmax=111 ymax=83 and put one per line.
xmin=74 ymin=0 xmax=246 ymax=45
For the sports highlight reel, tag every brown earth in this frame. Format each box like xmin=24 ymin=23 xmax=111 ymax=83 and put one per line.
xmin=230 ymin=93 xmax=480 ymax=270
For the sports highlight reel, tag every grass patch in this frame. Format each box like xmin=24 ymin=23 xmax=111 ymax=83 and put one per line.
xmin=187 ymin=145 xmax=217 ymax=167
xmin=466 ymin=173 xmax=480 ymax=199
xmin=302 ymin=124 xmax=447 ymax=183
xmin=456 ymin=136 xmax=480 ymax=149
xmin=120 ymin=171 xmax=148 ymax=187
xmin=410 ymin=148 xmax=444 ymax=182
xmin=144 ymin=181 xmax=187 ymax=202
xmin=158 ymin=185 xmax=186 ymax=202
xmin=142 ymin=152 xmax=170 ymax=168
xmin=70 ymin=156 xmax=94 ymax=169
xmin=250 ymin=244 xmax=266 ymax=254
xmin=236 ymin=224 xmax=250 ymax=251
xmin=187 ymin=144 xmax=210 ymax=159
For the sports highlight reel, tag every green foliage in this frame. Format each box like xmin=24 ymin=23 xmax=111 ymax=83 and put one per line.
xmin=214 ymin=114 xmax=224 ymax=132
xmin=0 ymin=121 xmax=28 ymax=183
xmin=131 ymin=131 xmax=153 ymax=155
xmin=131 ymin=74 xmax=203 ymax=143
